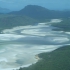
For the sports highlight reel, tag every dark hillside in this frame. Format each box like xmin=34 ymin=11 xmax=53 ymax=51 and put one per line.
xmin=0 ymin=14 xmax=38 ymax=32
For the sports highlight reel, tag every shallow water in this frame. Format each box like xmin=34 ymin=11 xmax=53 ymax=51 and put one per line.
xmin=0 ymin=19 xmax=70 ymax=70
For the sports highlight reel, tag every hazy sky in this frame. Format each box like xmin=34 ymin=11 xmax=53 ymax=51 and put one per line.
xmin=0 ymin=0 xmax=70 ymax=11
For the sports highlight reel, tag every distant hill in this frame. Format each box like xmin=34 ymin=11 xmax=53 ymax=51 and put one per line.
xmin=0 ymin=7 xmax=11 ymax=13
xmin=10 ymin=5 xmax=70 ymax=20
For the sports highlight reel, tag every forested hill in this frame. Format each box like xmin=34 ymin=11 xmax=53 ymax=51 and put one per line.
xmin=19 ymin=45 xmax=70 ymax=70
xmin=0 ymin=14 xmax=38 ymax=32
xmin=10 ymin=5 xmax=70 ymax=20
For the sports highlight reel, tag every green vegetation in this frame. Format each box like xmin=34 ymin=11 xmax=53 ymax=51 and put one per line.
xmin=19 ymin=45 xmax=70 ymax=70
xmin=0 ymin=14 xmax=39 ymax=32
xmin=51 ymin=18 xmax=70 ymax=31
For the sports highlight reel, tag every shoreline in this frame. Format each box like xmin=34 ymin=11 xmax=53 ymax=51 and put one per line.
xmin=14 ymin=47 xmax=61 ymax=70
